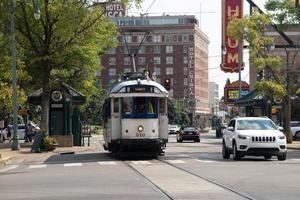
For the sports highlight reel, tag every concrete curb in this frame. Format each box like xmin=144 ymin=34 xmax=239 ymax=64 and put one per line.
xmin=288 ymin=146 xmax=300 ymax=150
xmin=0 ymin=156 xmax=11 ymax=167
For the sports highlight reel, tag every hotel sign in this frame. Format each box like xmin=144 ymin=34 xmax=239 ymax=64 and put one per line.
xmin=105 ymin=2 xmax=127 ymax=17
xmin=221 ymin=0 xmax=244 ymax=73
xmin=188 ymin=46 xmax=195 ymax=98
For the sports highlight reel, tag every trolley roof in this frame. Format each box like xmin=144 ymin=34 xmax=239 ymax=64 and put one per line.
xmin=109 ymin=79 xmax=168 ymax=96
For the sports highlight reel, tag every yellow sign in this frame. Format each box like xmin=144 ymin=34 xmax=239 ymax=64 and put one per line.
xmin=228 ymin=90 xmax=239 ymax=99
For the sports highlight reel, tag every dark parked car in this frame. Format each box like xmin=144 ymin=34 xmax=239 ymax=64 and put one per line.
xmin=176 ymin=126 xmax=200 ymax=143
xmin=216 ymin=122 xmax=227 ymax=138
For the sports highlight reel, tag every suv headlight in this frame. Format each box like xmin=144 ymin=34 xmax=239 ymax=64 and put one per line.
xmin=278 ymin=135 xmax=286 ymax=140
xmin=238 ymin=134 xmax=248 ymax=139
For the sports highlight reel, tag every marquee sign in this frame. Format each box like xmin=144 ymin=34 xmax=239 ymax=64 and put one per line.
xmin=224 ymin=80 xmax=249 ymax=105
xmin=221 ymin=0 xmax=244 ymax=73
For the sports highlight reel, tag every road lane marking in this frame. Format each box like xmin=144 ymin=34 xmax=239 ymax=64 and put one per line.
xmin=197 ymin=160 xmax=217 ymax=163
xmin=131 ymin=161 xmax=152 ymax=165
xmin=165 ymin=160 xmax=186 ymax=164
xmin=0 ymin=165 xmax=19 ymax=172
xmin=97 ymin=161 xmax=117 ymax=165
xmin=27 ymin=164 xmax=47 ymax=169
xmin=289 ymin=159 xmax=300 ymax=161
xmin=64 ymin=163 xmax=82 ymax=167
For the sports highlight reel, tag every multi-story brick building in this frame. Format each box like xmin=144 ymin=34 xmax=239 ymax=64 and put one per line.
xmin=97 ymin=15 xmax=210 ymax=117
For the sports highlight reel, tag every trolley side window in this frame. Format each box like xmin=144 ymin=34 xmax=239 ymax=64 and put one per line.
xmin=113 ymin=98 xmax=119 ymax=113
xmin=123 ymin=97 xmax=132 ymax=114
xmin=159 ymin=98 xmax=167 ymax=114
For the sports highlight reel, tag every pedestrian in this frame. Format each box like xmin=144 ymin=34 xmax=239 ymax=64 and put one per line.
xmin=27 ymin=122 xmax=34 ymax=142
xmin=7 ymin=125 xmax=12 ymax=143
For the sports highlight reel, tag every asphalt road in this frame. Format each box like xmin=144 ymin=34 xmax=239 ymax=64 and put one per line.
xmin=0 ymin=131 xmax=300 ymax=200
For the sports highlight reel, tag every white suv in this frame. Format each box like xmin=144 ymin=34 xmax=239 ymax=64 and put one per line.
xmin=222 ymin=117 xmax=287 ymax=161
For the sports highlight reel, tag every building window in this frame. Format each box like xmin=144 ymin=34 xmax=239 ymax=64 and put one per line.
xmin=137 ymin=35 xmax=144 ymax=43
xmin=124 ymin=46 xmax=130 ymax=54
xmin=124 ymin=57 xmax=131 ymax=65
xmin=166 ymin=67 xmax=173 ymax=75
xmin=153 ymin=56 xmax=161 ymax=64
xmin=153 ymin=35 xmax=162 ymax=42
xmin=183 ymin=67 xmax=188 ymax=75
xmin=109 ymin=68 xmax=116 ymax=76
xmin=182 ymin=34 xmax=189 ymax=42
xmin=95 ymin=70 xmax=101 ymax=77
xmin=109 ymin=57 xmax=116 ymax=66
xmin=138 ymin=57 xmax=146 ymax=65
xmin=138 ymin=68 xmax=145 ymax=73
xmin=124 ymin=35 xmax=132 ymax=43
xmin=123 ymin=68 xmax=131 ymax=73
xmin=138 ymin=46 xmax=145 ymax=54
xmin=166 ymin=46 xmax=173 ymax=53
xmin=154 ymin=67 xmax=161 ymax=75
xmin=184 ymin=78 xmax=188 ymax=86
xmin=166 ymin=56 xmax=173 ymax=64
xmin=183 ymin=56 xmax=188 ymax=64
xmin=153 ymin=45 xmax=161 ymax=54
xmin=183 ymin=46 xmax=188 ymax=54
xmin=108 ymin=48 xmax=116 ymax=54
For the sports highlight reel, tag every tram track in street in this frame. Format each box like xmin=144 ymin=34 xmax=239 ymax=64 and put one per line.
xmin=123 ymin=160 xmax=176 ymax=200
xmin=122 ymin=157 xmax=256 ymax=200
xmin=157 ymin=158 xmax=256 ymax=200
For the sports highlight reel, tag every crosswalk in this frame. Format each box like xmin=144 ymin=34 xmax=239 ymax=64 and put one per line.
xmin=2 ymin=157 xmax=300 ymax=173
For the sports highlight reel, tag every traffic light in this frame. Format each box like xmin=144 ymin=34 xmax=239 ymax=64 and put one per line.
xmin=164 ymin=78 xmax=171 ymax=91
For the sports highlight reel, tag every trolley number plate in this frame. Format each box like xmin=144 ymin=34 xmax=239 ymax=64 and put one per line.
xmin=136 ymin=132 xmax=145 ymax=137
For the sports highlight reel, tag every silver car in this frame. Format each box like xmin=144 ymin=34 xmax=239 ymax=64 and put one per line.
xmin=0 ymin=124 xmax=26 ymax=141
xmin=291 ymin=121 xmax=300 ymax=140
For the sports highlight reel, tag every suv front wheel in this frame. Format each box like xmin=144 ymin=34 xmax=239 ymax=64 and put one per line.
xmin=277 ymin=153 xmax=287 ymax=161
xmin=233 ymin=142 xmax=241 ymax=160
xmin=222 ymin=140 xmax=230 ymax=159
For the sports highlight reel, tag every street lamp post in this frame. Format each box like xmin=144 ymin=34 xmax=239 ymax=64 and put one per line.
xmin=10 ymin=0 xmax=40 ymax=150
xmin=10 ymin=0 xmax=19 ymax=150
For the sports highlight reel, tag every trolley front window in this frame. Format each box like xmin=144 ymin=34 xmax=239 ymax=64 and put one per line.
xmin=122 ymin=97 xmax=158 ymax=118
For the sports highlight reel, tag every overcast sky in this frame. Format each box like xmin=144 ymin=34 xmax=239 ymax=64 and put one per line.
xmin=128 ymin=0 xmax=267 ymax=98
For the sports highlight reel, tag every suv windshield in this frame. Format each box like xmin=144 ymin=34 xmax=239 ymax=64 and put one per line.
xmin=237 ymin=120 xmax=277 ymax=130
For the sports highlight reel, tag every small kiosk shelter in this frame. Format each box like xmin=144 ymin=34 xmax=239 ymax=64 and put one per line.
xmin=28 ymin=82 xmax=86 ymax=147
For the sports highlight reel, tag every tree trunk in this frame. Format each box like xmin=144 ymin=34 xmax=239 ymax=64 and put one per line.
xmin=282 ymin=95 xmax=292 ymax=143
xmin=40 ymin=60 xmax=50 ymax=134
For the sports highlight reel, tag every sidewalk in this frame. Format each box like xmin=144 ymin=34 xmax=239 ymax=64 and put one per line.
xmin=0 ymin=134 xmax=102 ymax=167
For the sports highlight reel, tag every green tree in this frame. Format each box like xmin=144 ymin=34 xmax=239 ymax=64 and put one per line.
xmin=227 ymin=7 xmax=300 ymax=143
xmin=0 ymin=4 xmax=30 ymax=122
xmin=168 ymin=99 xmax=190 ymax=126
xmin=0 ymin=0 xmax=142 ymax=132
xmin=81 ymin=80 xmax=106 ymax=125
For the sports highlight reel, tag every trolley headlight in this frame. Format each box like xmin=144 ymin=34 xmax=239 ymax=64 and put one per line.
xmin=137 ymin=125 xmax=144 ymax=132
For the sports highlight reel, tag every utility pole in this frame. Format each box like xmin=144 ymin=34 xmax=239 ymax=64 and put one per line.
xmin=10 ymin=0 xmax=20 ymax=151
xmin=9 ymin=0 xmax=40 ymax=150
